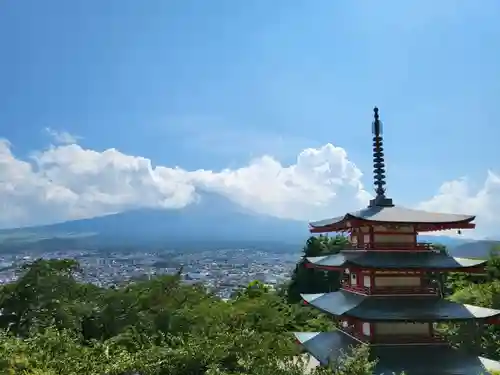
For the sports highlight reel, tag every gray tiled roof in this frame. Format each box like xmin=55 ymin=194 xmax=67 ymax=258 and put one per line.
xmin=306 ymin=252 xmax=487 ymax=270
xmin=310 ymin=205 xmax=475 ymax=228
xmin=294 ymin=330 xmax=500 ymax=374
xmin=302 ymin=290 xmax=500 ymax=321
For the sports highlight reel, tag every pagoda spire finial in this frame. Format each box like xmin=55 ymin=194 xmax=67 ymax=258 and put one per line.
xmin=369 ymin=107 xmax=394 ymax=207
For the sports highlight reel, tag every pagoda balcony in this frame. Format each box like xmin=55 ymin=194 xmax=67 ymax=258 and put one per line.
xmin=345 ymin=242 xmax=435 ymax=251
xmin=340 ymin=327 xmax=447 ymax=345
xmin=371 ymin=333 xmax=447 ymax=345
xmin=341 ymin=284 xmax=439 ymax=296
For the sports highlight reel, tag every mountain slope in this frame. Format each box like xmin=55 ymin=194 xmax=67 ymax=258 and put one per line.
xmin=449 ymin=240 xmax=500 ymax=259
xmin=0 ymin=192 xmax=487 ymax=250
xmin=0 ymin=193 xmax=309 ymax=246
xmin=417 ymin=235 xmax=469 ymax=248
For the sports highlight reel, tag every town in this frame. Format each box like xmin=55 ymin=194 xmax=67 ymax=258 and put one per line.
xmin=0 ymin=246 xmax=301 ymax=299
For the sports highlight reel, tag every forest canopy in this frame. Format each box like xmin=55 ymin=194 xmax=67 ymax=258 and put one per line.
xmin=0 ymin=235 xmax=499 ymax=375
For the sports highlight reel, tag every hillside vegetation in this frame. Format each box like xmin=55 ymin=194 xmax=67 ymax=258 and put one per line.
xmin=0 ymin=236 xmax=499 ymax=374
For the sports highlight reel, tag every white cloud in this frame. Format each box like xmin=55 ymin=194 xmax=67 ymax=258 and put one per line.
xmin=0 ymin=137 xmax=499 ymax=239
xmin=0 ymin=139 xmax=369 ymax=229
xmin=44 ymin=128 xmax=81 ymax=145
xmin=190 ymin=145 xmax=371 ymax=220
xmin=418 ymin=172 xmax=500 ymax=239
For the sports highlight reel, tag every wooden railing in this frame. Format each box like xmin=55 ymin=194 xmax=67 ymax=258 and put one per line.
xmin=341 ymin=284 xmax=439 ymax=296
xmin=371 ymin=333 xmax=447 ymax=345
xmin=345 ymin=242 xmax=435 ymax=251
xmin=341 ymin=327 xmax=446 ymax=345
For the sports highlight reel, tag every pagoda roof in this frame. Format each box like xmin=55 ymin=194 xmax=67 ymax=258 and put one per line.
xmin=301 ymin=290 xmax=500 ymax=322
xmin=306 ymin=251 xmax=487 ymax=271
xmin=294 ymin=330 xmax=500 ymax=375
xmin=309 ymin=205 xmax=475 ymax=232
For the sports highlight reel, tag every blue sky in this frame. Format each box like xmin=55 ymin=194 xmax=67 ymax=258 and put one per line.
xmin=1 ymin=0 xmax=500 ymax=208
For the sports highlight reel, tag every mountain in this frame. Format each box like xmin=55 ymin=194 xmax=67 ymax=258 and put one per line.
xmin=417 ymin=235 xmax=469 ymax=248
xmin=0 ymin=193 xmax=490 ymax=252
xmin=449 ymin=240 xmax=500 ymax=259
xmin=0 ymin=193 xmax=310 ymax=247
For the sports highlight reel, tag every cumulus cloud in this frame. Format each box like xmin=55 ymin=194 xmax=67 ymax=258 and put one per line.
xmin=418 ymin=172 xmax=500 ymax=239
xmin=190 ymin=144 xmax=371 ymax=220
xmin=0 ymin=139 xmax=370 ymax=229
xmin=0 ymin=137 xmax=498 ymax=238
xmin=44 ymin=128 xmax=81 ymax=145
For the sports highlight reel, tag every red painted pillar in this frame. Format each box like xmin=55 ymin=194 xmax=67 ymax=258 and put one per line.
xmin=369 ymin=227 xmax=375 ymax=249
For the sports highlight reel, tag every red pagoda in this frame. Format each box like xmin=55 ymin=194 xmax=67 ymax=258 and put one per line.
xmin=294 ymin=108 xmax=500 ymax=375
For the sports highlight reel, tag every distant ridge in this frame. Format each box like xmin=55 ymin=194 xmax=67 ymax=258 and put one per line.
xmin=0 ymin=192 xmax=490 ymax=252
xmin=449 ymin=240 xmax=500 ymax=259
xmin=417 ymin=235 xmax=469 ymax=248
xmin=0 ymin=192 xmax=309 ymax=247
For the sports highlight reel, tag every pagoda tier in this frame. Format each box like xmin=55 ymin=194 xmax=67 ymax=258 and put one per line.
xmin=301 ymin=290 xmax=500 ymax=322
xmin=293 ymin=107 xmax=500 ymax=374
xmin=294 ymin=331 xmax=500 ymax=375
xmin=309 ymin=206 xmax=475 ymax=234
xmin=304 ymin=253 xmax=486 ymax=297
xmin=305 ymin=251 xmax=487 ymax=272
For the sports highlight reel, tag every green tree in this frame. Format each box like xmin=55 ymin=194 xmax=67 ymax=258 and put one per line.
xmin=0 ymin=259 xmax=94 ymax=336
xmin=441 ymin=250 xmax=500 ymax=360
xmin=287 ymin=235 xmax=349 ymax=303
xmin=331 ymin=344 xmax=378 ymax=375
xmin=0 ymin=239 xmax=485 ymax=375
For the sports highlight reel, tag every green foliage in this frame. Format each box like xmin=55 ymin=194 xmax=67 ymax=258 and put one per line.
xmin=331 ymin=345 xmax=378 ymax=375
xmin=446 ymin=245 xmax=500 ymax=292
xmin=0 ymin=257 xmax=347 ymax=375
xmin=287 ymin=235 xmax=349 ymax=303
xmin=440 ymin=250 xmax=500 ymax=360
xmin=5 ymin=238 xmax=500 ymax=374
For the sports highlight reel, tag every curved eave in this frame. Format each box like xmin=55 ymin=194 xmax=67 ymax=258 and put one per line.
xmin=305 ymin=254 xmax=348 ymax=269
xmin=301 ymin=292 xmax=364 ymax=316
xmin=301 ymin=291 xmax=500 ymax=322
xmin=309 ymin=214 xmax=361 ymax=233
xmin=294 ymin=331 xmax=357 ymax=366
xmin=305 ymin=254 xmax=488 ymax=272
xmin=294 ymin=331 xmax=500 ymax=374
xmin=310 ymin=217 xmax=476 ymax=233
xmin=309 ymin=208 xmax=476 ymax=233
